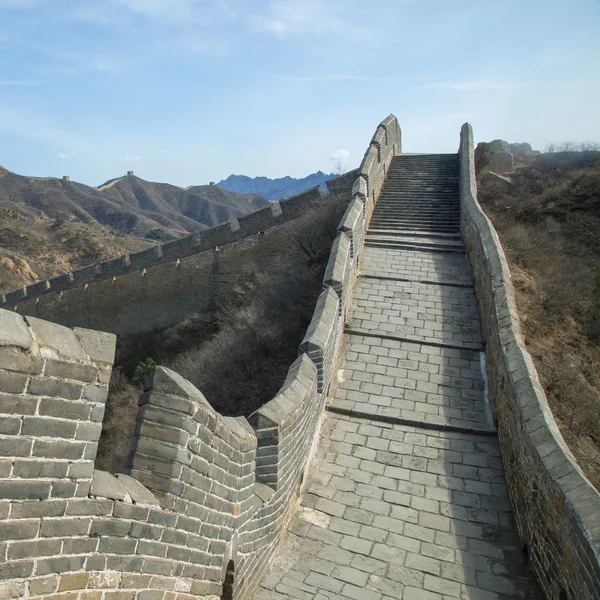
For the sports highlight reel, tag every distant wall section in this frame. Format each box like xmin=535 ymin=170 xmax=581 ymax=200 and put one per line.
xmin=1 ymin=186 xmax=331 ymax=336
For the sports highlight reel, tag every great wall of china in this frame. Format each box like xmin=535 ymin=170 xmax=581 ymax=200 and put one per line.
xmin=0 ymin=115 xmax=598 ymax=600
xmin=0 ymin=173 xmax=355 ymax=336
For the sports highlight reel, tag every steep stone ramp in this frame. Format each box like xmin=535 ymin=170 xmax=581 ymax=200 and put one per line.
xmin=253 ymin=155 xmax=541 ymax=599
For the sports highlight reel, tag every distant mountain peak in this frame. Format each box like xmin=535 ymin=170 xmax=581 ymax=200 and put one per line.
xmin=217 ymin=170 xmax=336 ymax=200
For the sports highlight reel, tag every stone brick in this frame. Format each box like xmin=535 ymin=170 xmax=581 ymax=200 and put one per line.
xmin=67 ymin=462 xmax=95 ymax=480
xmin=0 ymin=393 xmax=38 ymax=415
xmin=73 ymin=328 xmax=116 ymax=365
xmin=90 ymin=518 xmax=132 ymax=537
xmin=28 ymin=377 xmax=83 ymax=400
xmin=75 ymin=422 xmax=102 ymax=442
xmin=0 ymin=418 xmax=20 ymax=435
xmin=40 ymin=517 xmax=90 ymax=537
xmin=25 ymin=316 xmax=86 ymax=360
xmin=32 ymin=439 xmax=85 ymax=460
xmin=0 ymin=481 xmax=51 ymax=500
xmin=0 ymin=581 xmax=26 ymax=600
xmin=0 ymin=372 xmax=28 ymax=394
xmin=7 ymin=538 xmax=61 ymax=560
xmin=62 ymin=537 xmax=99 ymax=555
xmin=87 ymin=572 xmax=121 ymax=589
xmin=46 ymin=359 xmax=98 ymax=383
xmin=58 ymin=573 xmax=90 ymax=592
xmin=22 ymin=416 xmax=77 ymax=438
xmin=50 ymin=480 xmax=78 ymax=498
xmin=38 ymin=398 xmax=91 ymax=420
xmin=28 ymin=575 xmax=58 ymax=597
xmin=10 ymin=500 xmax=66 ymax=519
xmin=106 ymin=555 xmax=144 ymax=573
xmin=0 ymin=560 xmax=34 ymax=580
xmin=82 ymin=384 xmax=108 ymax=404
xmin=0 ymin=311 xmax=32 ymax=349
xmin=35 ymin=556 xmax=86 ymax=576
xmin=86 ymin=555 xmax=107 ymax=572
xmin=12 ymin=459 xmax=69 ymax=479
xmin=97 ymin=538 xmax=137 ymax=555
xmin=0 ymin=348 xmax=43 ymax=374
xmin=90 ymin=470 xmax=128 ymax=500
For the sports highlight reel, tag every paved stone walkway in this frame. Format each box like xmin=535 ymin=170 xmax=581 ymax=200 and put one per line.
xmin=253 ymin=154 xmax=540 ymax=599
xmin=253 ymin=243 xmax=541 ymax=600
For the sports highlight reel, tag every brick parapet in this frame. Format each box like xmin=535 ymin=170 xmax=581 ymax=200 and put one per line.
xmin=0 ymin=310 xmax=116 ymax=502
xmin=459 ymin=122 xmax=600 ymax=600
xmin=355 ymin=113 xmax=401 ymax=228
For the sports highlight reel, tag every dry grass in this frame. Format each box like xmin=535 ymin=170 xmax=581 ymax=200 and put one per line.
xmin=95 ymin=190 xmax=350 ymax=472
xmin=478 ymin=151 xmax=600 ymax=489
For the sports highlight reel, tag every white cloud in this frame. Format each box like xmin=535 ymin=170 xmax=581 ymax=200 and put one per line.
xmin=330 ymin=149 xmax=350 ymax=162
xmin=125 ymin=153 xmax=142 ymax=162
xmin=248 ymin=0 xmax=371 ymax=39
xmin=58 ymin=151 xmax=77 ymax=159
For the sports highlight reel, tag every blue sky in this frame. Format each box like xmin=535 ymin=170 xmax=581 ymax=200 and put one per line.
xmin=1 ymin=0 xmax=599 ymax=186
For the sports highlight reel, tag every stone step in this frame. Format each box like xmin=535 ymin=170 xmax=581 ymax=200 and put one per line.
xmin=374 ymin=208 xmax=460 ymax=215
xmin=366 ymin=234 xmax=464 ymax=248
xmin=376 ymin=200 xmax=460 ymax=206
xmin=368 ymin=224 xmax=461 ymax=234
xmin=367 ymin=228 xmax=462 ymax=240
xmin=372 ymin=217 xmax=460 ymax=223
xmin=364 ymin=239 xmax=465 ymax=253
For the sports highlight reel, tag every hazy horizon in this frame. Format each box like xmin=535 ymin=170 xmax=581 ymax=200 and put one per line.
xmin=1 ymin=0 xmax=598 ymax=187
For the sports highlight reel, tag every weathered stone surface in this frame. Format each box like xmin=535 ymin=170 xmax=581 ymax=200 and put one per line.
xmin=114 ymin=473 xmax=160 ymax=506
xmin=89 ymin=470 xmax=129 ymax=501
xmin=0 ymin=310 xmax=32 ymax=349
xmin=25 ymin=316 xmax=86 ymax=360
xmin=73 ymin=327 xmax=117 ymax=365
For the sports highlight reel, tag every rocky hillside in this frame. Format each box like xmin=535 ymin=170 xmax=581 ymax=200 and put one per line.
xmin=0 ymin=167 xmax=268 ymax=239
xmin=0 ymin=208 xmax=154 ymax=293
xmin=218 ymin=170 xmax=335 ymax=200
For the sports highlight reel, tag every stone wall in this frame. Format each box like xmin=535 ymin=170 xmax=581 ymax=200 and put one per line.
xmin=0 ymin=178 xmax=362 ymax=339
xmin=0 ymin=185 xmax=325 ymax=311
xmin=0 ymin=115 xmax=400 ymax=599
xmin=459 ymin=122 xmax=600 ymax=600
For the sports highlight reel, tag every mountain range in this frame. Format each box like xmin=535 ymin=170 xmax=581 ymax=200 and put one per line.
xmin=0 ymin=167 xmax=268 ymax=238
xmin=0 ymin=166 xmax=339 ymax=292
xmin=218 ymin=170 xmax=336 ymax=200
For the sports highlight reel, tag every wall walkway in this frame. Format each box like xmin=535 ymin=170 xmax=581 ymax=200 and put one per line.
xmin=253 ymin=154 xmax=541 ymax=599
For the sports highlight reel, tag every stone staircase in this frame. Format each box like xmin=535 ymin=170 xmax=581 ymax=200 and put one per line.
xmin=366 ymin=154 xmax=462 ymax=253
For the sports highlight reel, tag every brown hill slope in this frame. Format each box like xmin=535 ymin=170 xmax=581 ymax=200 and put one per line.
xmin=477 ymin=147 xmax=600 ymax=489
xmin=0 ymin=166 xmax=268 ymax=292
xmin=0 ymin=167 xmax=268 ymax=238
